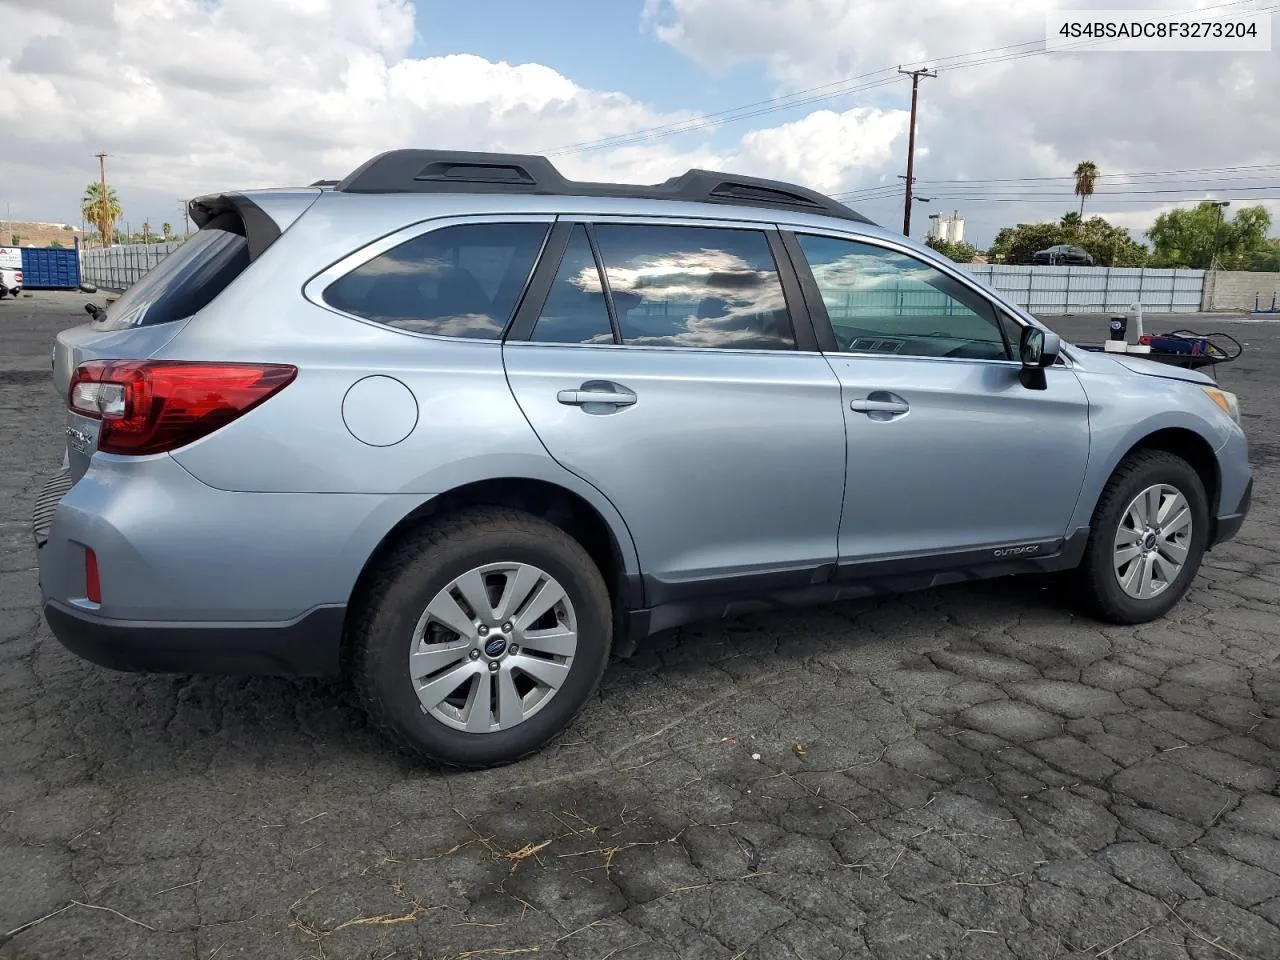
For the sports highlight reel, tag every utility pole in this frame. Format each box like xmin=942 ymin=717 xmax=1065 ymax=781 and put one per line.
xmin=179 ymin=200 xmax=190 ymax=239
xmin=95 ymin=152 xmax=112 ymax=247
xmin=898 ymin=67 xmax=936 ymax=237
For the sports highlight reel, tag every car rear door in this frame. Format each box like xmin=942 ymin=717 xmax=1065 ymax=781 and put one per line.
xmin=780 ymin=230 xmax=1091 ymax=573
xmin=503 ymin=217 xmax=846 ymax=607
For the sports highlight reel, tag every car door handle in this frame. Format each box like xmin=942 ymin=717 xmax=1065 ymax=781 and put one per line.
xmin=850 ymin=398 xmax=909 ymax=414
xmin=557 ymin=382 xmax=637 ymax=407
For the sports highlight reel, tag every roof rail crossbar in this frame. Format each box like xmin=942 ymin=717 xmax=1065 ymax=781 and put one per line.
xmin=333 ymin=149 xmax=872 ymax=224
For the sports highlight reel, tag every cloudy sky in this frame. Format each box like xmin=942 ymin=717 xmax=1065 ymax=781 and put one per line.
xmin=0 ymin=0 xmax=1276 ymax=247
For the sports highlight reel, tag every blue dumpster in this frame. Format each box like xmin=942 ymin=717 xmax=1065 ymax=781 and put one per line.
xmin=20 ymin=246 xmax=82 ymax=289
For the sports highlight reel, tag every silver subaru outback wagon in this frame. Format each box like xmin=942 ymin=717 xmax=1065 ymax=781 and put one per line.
xmin=35 ymin=150 xmax=1252 ymax=767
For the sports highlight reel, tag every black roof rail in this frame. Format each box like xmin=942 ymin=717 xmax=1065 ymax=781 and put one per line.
xmin=310 ymin=179 xmax=340 ymax=187
xmin=333 ymin=149 xmax=873 ymax=224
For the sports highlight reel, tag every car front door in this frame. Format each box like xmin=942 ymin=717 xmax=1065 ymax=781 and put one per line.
xmin=782 ymin=231 xmax=1091 ymax=573
xmin=503 ymin=218 xmax=846 ymax=607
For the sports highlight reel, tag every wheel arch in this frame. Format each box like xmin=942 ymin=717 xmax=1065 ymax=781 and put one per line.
xmin=1117 ymin=427 xmax=1220 ymax=518
xmin=343 ymin=476 xmax=642 ymax=649
xmin=1077 ymin=425 xmax=1222 ymax=540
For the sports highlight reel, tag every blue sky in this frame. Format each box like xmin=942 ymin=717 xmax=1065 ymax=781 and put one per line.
xmin=410 ymin=0 xmax=777 ymax=121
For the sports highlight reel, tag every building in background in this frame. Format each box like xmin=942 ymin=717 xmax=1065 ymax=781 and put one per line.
xmin=927 ymin=210 xmax=965 ymax=244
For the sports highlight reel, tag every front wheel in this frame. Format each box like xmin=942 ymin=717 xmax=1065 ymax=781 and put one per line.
xmin=1073 ymin=450 xmax=1209 ymax=624
xmin=351 ymin=507 xmax=612 ymax=768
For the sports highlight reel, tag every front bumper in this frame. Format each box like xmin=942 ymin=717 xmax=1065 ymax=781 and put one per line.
xmin=44 ymin=600 xmax=346 ymax=676
xmin=1211 ymin=476 xmax=1252 ymax=548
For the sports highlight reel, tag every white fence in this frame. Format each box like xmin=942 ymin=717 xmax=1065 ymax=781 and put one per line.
xmin=961 ymin=264 xmax=1206 ymax=314
xmin=81 ymin=240 xmax=1211 ymax=315
xmin=79 ymin=240 xmax=186 ymax=292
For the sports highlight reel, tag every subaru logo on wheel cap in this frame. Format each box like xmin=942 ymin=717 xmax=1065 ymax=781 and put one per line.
xmin=484 ymin=637 xmax=508 ymax=658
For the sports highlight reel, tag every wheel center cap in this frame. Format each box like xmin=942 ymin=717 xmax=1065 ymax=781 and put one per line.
xmin=483 ymin=637 xmax=509 ymax=658
xmin=1142 ymin=531 xmax=1159 ymax=551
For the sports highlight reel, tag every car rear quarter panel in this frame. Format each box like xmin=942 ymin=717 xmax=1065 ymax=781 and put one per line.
xmin=154 ymin=197 xmax=641 ymax=579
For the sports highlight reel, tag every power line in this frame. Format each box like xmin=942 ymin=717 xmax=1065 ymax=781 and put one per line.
xmin=836 ymin=165 xmax=1280 ymax=201
xmin=540 ymin=0 xmax=1275 ymax=156
xmin=839 ymin=184 xmax=1280 ymax=201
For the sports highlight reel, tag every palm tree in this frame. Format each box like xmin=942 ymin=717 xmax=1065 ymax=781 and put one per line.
xmin=162 ymin=222 xmax=173 ymax=239
xmin=1074 ymin=161 xmax=1098 ymax=217
xmin=1061 ymin=211 xmax=1082 ymax=233
xmin=81 ymin=182 xmax=121 ymax=248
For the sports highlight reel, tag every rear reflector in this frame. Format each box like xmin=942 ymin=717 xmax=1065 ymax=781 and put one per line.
xmin=85 ymin=547 xmax=101 ymax=603
xmin=69 ymin=361 xmax=296 ymax=455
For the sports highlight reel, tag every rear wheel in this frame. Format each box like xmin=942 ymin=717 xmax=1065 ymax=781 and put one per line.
xmin=351 ymin=507 xmax=612 ymax=767
xmin=1073 ymin=450 xmax=1209 ymax=624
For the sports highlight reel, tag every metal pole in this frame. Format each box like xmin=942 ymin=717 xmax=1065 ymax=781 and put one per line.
xmin=898 ymin=67 xmax=936 ymax=237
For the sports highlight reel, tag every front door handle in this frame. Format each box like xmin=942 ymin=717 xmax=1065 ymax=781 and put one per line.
xmin=849 ymin=399 xmax=909 ymax=413
xmin=850 ymin=391 xmax=909 ymax=419
xmin=557 ymin=380 xmax=637 ymax=408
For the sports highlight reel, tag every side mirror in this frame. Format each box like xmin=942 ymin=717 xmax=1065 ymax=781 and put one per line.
xmin=1018 ymin=326 xmax=1061 ymax=389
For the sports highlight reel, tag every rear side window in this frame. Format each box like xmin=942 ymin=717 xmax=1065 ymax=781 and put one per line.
xmin=99 ymin=226 xmax=250 ymax=330
xmin=325 ymin=223 xmax=549 ymax=339
xmin=531 ymin=225 xmax=615 ymax=345
xmin=591 ymin=224 xmax=795 ymax=350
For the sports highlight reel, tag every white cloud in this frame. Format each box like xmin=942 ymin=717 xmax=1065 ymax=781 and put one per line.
xmin=645 ymin=0 xmax=1280 ymax=243
xmin=0 ymin=0 xmax=904 ymax=235
xmin=2 ymin=0 xmax=1274 ymax=249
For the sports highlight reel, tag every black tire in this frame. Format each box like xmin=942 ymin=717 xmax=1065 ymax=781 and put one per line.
xmin=1073 ymin=450 xmax=1209 ymax=624
xmin=351 ymin=507 xmax=612 ymax=768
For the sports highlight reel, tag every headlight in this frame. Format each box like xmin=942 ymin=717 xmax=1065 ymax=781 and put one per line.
xmin=1203 ymin=387 xmax=1240 ymax=424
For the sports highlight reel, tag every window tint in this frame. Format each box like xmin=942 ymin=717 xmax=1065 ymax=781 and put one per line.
xmin=591 ymin=224 xmax=795 ymax=350
xmin=531 ymin=225 xmax=615 ymax=345
xmin=325 ymin=222 xmax=548 ymax=339
xmin=98 ymin=226 xmax=250 ymax=330
xmin=797 ymin=235 xmax=1010 ymax=361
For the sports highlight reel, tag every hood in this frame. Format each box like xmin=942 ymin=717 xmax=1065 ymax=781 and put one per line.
xmin=1109 ymin=353 xmax=1214 ymax=385
xmin=1066 ymin=345 xmax=1213 ymax=385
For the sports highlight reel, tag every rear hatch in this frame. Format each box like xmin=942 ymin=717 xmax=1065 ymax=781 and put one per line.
xmin=52 ymin=193 xmax=296 ymax=481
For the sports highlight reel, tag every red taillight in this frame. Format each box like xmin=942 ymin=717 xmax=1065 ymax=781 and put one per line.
xmin=85 ymin=547 xmax=101 ymax=603
xmin=14 ymin=271 xmax=21 ymax=283
xmin=68 ymin=361 xmax=296 ymax=455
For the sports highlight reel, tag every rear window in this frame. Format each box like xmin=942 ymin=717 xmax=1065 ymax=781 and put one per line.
xmin=99 ymin=226 xmax=250 ymax=330
xmin=323 ymin=223 xmax=549 ymax=339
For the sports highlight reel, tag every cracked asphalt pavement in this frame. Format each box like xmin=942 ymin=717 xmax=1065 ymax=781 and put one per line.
xmin=2 ymin=292 xmax=1278 ymax=960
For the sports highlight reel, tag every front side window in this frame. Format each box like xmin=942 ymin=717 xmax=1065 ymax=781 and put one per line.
xmin=591 ymin=224 xmax=795 ymax=350
xmin=797 ymin=234 xmax=1011 ymax=361
xmin=325 ymin=222 xmax=548 ymax=339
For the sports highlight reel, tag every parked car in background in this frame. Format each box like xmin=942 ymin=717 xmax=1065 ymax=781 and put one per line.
xmin=0 ymin=245 xmax=22 ymax=297
xmin=1032 ymin=244 xmax=1094 ymax=266
xmin=35 ymin=150 xmax=1252 ymax=767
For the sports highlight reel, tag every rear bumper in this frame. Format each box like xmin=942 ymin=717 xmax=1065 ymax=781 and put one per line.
xmin=44 ymin=599 xmax=346 ymax=676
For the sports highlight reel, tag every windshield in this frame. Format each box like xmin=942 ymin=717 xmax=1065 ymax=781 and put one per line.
xmin=98 ymin=227 xmax=250 ymax=331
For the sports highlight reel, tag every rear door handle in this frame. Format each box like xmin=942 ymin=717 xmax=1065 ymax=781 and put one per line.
xmin=557 ymin=381 xmax=637 ymax=408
